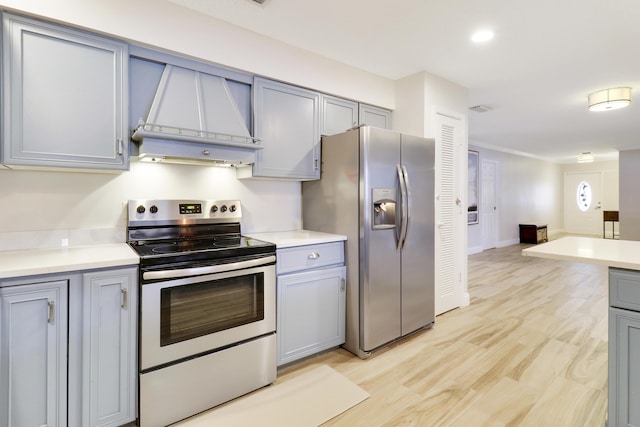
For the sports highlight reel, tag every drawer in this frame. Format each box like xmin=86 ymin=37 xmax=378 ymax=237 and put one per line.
xmin=610 ymin=268 xmax=640 ymax=312
xmin=277 ymin=242 xmax=344 ymax=274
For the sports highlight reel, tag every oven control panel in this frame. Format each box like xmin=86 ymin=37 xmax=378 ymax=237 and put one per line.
xmin=179 ymin=203 xmax=202 ymax=215
xmin=128 ymin=199 xmax=242 ymax=225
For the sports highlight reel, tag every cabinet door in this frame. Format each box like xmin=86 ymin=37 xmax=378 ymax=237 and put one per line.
xmin=359 ymin=103 xmax=392 ymax=129
xmin=2 ymin=13 xmax=129 ymax=170
xmin=242 ymin=77 xmax=320 ymax=180
xmin=277 ymin=266 xmax=346 ymax=365
xmin=321 ymin=95 xmax=358 ymax=136
xmin=0 ymin=280 xmax=68 ymax=427
xmin=82 ymin=268 xmax=137 ymax=427
xmin=609 ymin=307 xmax=640 ymax=427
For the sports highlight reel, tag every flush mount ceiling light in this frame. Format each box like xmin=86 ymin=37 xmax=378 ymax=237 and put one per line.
xmin=577 ymin=152 xmax=594 ymax=163
xmin=588 ymin=87 xmax=631 ymax=112
xmin=471 ymin=29 xmax=494 ymax=43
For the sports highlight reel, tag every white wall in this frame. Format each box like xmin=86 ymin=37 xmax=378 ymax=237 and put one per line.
xmin=394 ymin=71 xmax=469 ymax=138
xmin=467 ymin=146 xmax=563 ymax=253
xmin=619 ymin=149 xmax=640 ymax=240
xmin=467 ymin=147 xmax=620 ymax=253
xmin=0 ymin=163 xmax=301 ymax=250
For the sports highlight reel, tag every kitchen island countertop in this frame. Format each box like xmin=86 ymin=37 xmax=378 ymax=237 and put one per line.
xmin=0 ymin=243 xmax=140 ymax=279
xmin=522 ymin=236 xmax=640 ymax=270
xmin=245 ymin=230 xmax=346 ymax=248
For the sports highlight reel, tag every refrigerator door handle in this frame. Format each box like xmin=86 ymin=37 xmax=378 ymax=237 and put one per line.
xmin=401 ymin=165 xmax=411 ymax=249
xmin=396 ymin=164 xmax=409 ymax=250
xmin=395 ymin=165 xmax=403 ymax=248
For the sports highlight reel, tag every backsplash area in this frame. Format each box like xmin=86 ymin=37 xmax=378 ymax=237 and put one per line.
xmin=0 ymin=162 xmax=302 ymax=251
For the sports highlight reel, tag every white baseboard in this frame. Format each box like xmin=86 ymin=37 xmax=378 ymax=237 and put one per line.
xmin=468 ymin=245 xmax=483 ymax=255
xmin=497 ymin=238 xmax=520 ymax=248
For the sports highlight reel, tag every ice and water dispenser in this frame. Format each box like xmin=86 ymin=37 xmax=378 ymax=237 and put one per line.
xmin=372 ymin=188 xmax=396 ymax=229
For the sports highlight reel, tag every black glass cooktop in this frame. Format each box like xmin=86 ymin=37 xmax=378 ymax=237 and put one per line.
xmin=130 ymin=235 xmax=274 ymax=258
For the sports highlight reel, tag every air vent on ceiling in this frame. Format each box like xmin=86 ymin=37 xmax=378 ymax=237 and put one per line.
xmin=469 ymin=105 xmax=491 ymax=113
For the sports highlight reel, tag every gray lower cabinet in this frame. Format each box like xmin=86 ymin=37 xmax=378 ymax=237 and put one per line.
xmin=0 ymin=280 xmax=69 ymax=427
xmin=2 ymin=13 xmax=129 ymax=171
xmin=238 ymin=77 xmax=320 ymax=180
xmin=276 ymin=242 xmax=346 ymax=366
xmin=359 ymin=103 xmax=392 ymax=129
xmin=321 ymin=95 xmax=358 ymax=136
xmin=609 ymin=267 xmax=640 ymax=427
xmin=0 ymin=266 xmax=137 ymax=427
xmin=82 ymin=268 xmax=137 ymax=427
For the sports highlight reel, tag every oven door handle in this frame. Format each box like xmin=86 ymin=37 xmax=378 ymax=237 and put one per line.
xmin=142 ymin=255 xmax=276 ymax=281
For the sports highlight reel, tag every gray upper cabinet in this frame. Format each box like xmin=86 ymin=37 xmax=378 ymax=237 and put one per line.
xmin=237 ymin=77 xmax=320 ymax=180
xmin=321 ymin=95 xmax=358 ymax=136
xmin=2 ymin=13 xmax=129 ymax=171
xmin=359 ymin=103 xmax=392 ymax=129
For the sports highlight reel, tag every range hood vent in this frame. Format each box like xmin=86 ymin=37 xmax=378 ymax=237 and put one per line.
xmin=132 ymin=64 xmax=261 ymax=165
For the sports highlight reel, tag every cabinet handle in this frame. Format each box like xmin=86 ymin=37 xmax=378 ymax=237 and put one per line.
xmin=341 ymin=278 xmax=346 ymax=291
xmin=48 ymin=300 xmax=54 ymax=323
xmin=308 ymin=252 xmax=320 ymax=259
xmin=121 ymin=288 xmax=128 ymax=309
xmin=116 ymin=138 xmax=124 ymax=155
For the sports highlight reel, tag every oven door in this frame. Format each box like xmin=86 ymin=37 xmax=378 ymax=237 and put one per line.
xmin=140 ymin=260 xmax=275 ymax=371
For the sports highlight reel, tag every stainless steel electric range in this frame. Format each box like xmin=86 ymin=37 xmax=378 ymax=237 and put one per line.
xmin=127 ymin=199 xmax=277 ymax=427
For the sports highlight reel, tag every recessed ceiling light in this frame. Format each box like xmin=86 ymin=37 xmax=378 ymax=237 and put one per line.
xmin=471 ymin=29 xmax=494 ymax=43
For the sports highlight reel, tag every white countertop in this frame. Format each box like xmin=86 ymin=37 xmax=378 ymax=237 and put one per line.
xmin=245 ymin=230 xmax=347 ymax=249
xmin=0 ymin=243 xmax=140 ymax=279
xmin=522 ymin=236 xmax=640 ymax=270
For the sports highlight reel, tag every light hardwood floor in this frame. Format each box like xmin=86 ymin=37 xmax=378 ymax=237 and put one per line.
xmin=278 ymin=243 xmax=609 ymax=426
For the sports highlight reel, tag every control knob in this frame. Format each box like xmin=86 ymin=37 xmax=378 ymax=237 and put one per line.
xmin=229 ymin=205 xmax=237 ymax=212
xmin=136 ymin=205 xmax=145 ymax=214
xmin=221 ymin=205 xmax=228 ymax=213
xmin=150 ymin=205 xmax=158 ymax=214
xmin=211 ymin=205 xmax=218 ymax=213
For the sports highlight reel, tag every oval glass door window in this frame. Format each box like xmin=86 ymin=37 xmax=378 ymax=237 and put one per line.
xmin=576 ymin=181 xmax=592 ymax=212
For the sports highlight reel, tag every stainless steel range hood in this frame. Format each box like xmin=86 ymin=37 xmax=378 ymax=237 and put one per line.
xmin=132 ymin=64 xmax=261 ymax=166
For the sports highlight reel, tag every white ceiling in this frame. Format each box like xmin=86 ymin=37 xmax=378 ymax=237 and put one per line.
xmin=170 ymin=0 xmax=640 ymax=163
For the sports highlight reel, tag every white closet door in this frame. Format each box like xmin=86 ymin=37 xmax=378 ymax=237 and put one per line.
xmin=434 ymin=112 xmax=466 ymax=315
xmin=481 ymin=159 xmax=499 ymax=250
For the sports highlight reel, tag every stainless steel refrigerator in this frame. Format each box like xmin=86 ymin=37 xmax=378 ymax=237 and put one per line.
xmin=302 ymin=126 xmax=435 ymax=359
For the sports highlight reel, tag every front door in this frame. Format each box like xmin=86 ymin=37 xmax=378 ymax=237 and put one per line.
xmin=564 ymin=172 xmax=602 ymax=236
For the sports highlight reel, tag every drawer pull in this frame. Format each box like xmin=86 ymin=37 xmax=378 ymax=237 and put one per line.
xmin=308 ymin=252 xmax=320 ymax=259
